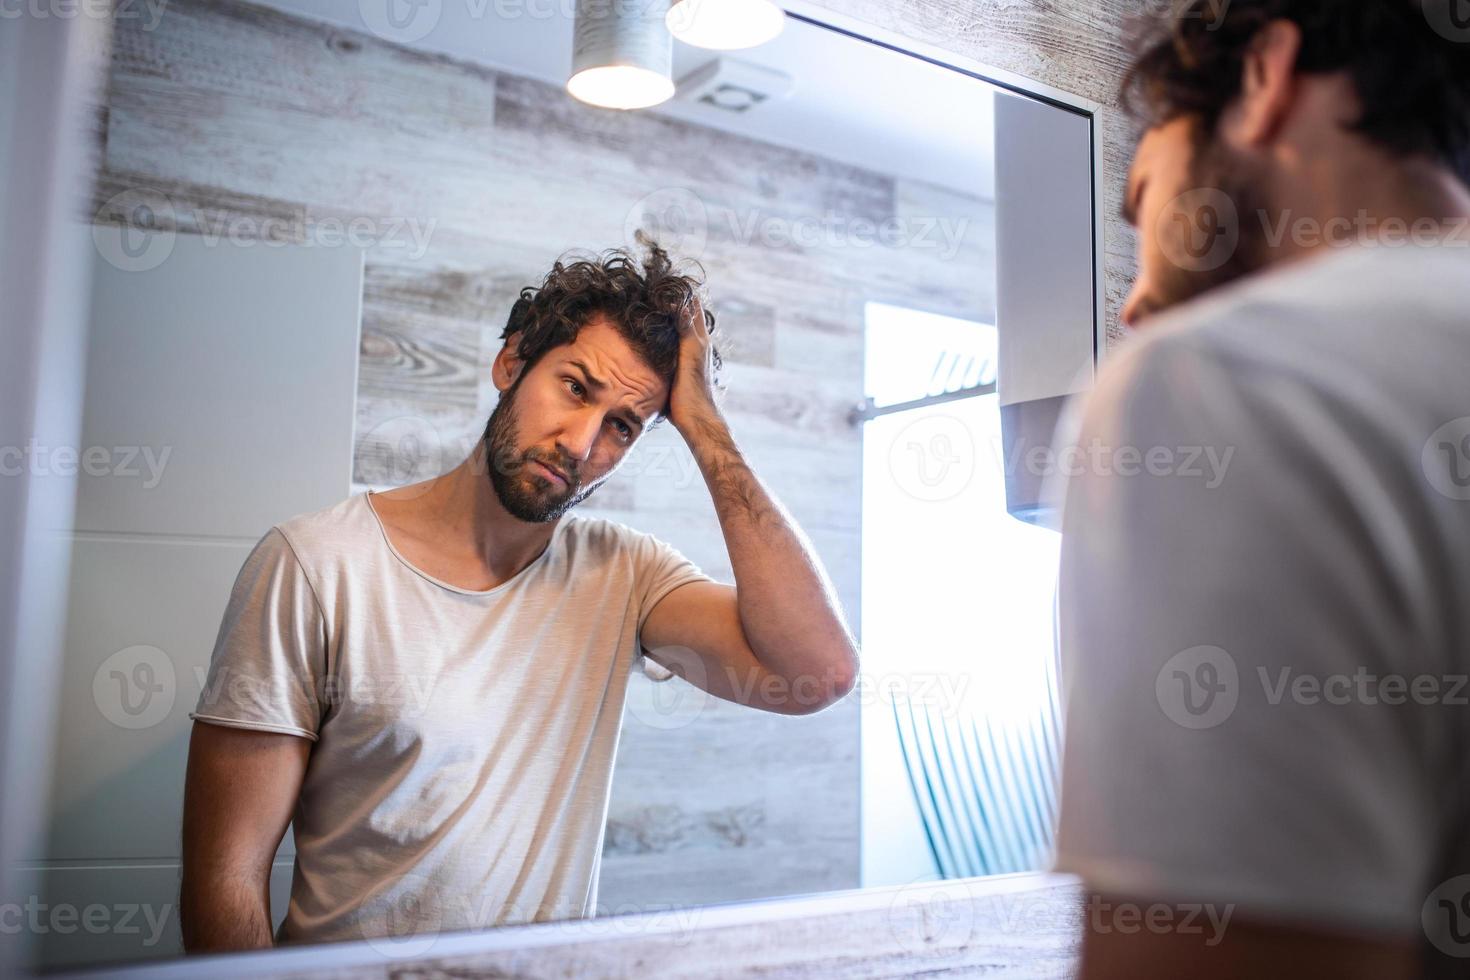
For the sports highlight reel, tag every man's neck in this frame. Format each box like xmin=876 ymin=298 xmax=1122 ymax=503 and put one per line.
xmin=399 ymin=441 xmax=558 ymax=578
xmin=1268 ymin=150 xmax=1470 ymax=266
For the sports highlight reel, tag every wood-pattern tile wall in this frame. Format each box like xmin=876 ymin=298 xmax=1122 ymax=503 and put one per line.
xmin=93 ymin=0 xmax=1003 ymax=914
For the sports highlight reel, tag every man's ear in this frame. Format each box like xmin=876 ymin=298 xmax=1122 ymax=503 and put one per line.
xmin=491 ymin=331 xmax=526 ymax=394
xmin=1220 ymin=19 xmax=1302 ymax=150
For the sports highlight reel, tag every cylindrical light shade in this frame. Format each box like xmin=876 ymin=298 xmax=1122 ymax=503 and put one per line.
xmin=666 ymin=0 xmax=786 ymax=51
xmin=567 ymin=0 xmax=675 ymax=110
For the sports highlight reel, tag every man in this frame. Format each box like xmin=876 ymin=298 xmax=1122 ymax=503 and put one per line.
xmin=179 ymin=241 xmax=859 ymax=951
xmin=1054 ymin=1 xmax=1470 ymax=978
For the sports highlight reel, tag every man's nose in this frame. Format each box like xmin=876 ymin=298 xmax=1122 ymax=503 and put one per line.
xmin=557 ymin=409 xmax=601 ymax=464
xmin=1120 ymin=286 xmax=1146 ymax=329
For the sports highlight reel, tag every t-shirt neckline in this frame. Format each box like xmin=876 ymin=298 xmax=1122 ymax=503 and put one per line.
xmin=362 ymin=489 xmax=564 ymax=597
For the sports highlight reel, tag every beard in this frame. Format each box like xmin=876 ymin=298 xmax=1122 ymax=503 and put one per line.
xmin=1148 ymin=134 xmax=1276 ymax=319
xmin=481 ymin=380 xmax=601 ymax=523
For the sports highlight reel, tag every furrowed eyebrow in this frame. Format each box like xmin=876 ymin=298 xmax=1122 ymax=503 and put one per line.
xmin=567 ymin=360 xmax=645 ymax=433
xmin=567 ymin=360 xmax=608 ymax=393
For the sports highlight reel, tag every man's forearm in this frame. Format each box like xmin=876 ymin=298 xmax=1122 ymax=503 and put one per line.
xmin=180 ymin=870 xmax=275 ymax=953
xmin=681 ymin=409 xmax=859 ymax=698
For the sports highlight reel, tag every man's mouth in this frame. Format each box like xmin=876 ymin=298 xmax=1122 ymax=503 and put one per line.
xmin=530 ymin=459 xmax=569 ymax=487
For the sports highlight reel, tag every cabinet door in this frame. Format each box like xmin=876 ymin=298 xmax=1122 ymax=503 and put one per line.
xmin=994 ymin=91 xmax=1097 ymax=522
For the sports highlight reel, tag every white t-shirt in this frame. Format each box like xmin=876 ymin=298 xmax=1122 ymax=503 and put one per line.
xmin=190 ymin=490 xmax=714 ymax=945
xmin=1053 ymin=241 xmax=1470 ymax=972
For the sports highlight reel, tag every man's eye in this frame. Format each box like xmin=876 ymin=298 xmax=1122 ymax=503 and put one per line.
xmin=565 ymin=379 xmax=584 ymax=398
xmin=612 ymin=419 xmax=632 ymax=439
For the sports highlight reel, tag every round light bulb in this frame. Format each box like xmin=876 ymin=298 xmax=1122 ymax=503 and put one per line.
xmin=666 ymin=0 xmax=786 ymax=51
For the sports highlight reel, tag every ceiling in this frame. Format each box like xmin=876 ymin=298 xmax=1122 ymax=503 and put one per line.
xmin=252 ymin=0 xmax=997 ymax=198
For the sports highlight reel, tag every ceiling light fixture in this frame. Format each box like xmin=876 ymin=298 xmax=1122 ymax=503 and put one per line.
xmin=567 ymin=0 xmax=675 ymax=110
xmin=666 ymin=0 xmax=787 ymax=51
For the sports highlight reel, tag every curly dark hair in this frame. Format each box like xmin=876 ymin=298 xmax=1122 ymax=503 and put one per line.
xmin=499 ymin=234 xmax=721 ymax=423
xmin=1121 ymin=0 xmax=1470 ymax=184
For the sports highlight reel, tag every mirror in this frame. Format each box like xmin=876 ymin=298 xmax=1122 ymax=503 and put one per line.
xmin=24 ymin=0 xmax=1098 ymax=970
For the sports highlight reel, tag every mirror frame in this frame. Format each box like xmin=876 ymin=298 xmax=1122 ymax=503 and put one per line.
xmin=4 ymin=3 xmax=1108 ymax=976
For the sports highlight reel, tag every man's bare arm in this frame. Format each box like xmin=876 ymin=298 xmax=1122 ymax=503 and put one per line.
xmin=180 ymin=721 xmax=311 ymax=952
xmin=647 ymin=295 xmax=859 ymax=712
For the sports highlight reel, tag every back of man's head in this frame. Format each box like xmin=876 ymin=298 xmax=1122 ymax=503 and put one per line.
xmin=1124 ymin=0 xmax=1470 ymax=182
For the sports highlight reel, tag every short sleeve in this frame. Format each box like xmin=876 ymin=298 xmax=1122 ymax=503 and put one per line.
xmin=631 ymin=529 xmax=717 ymax=633
xmin=190 ymin=527 xmax=327 ymax=741
xmin=627 ymin=529 xmax=717 ymax=680
xmin=1053 ymin=331 xmax=1438 ymax=936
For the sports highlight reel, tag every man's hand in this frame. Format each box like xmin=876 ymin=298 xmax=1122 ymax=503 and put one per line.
xmin=645 ymin=290 xmax=859 ymax=713
xmin=667 ymin=293 xmax=722 ymax=438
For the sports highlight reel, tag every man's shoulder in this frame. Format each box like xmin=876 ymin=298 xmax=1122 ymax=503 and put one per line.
xmin=1134 ymin=243 xmax=1470 ymax=374
xmin=268 ymin=492 xmax=375 ymax=569
xmin=557 ymin=513 xmax=655 ymax=556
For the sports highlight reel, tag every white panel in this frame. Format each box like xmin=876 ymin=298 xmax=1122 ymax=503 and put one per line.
xmin=994 ymin=93 xmax=1095 ymax=407
xmin=43 ymin=536 xmax=298 ymax=862
xmin=30 ymin=861 xmax=294 ymax=969
xmin=30 ymin=234 xmax=361 ymax=972
xmin=76 ymin=229 xmax=363 ymax=538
